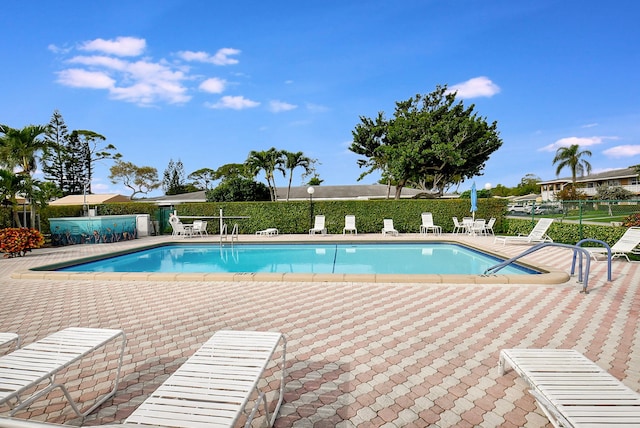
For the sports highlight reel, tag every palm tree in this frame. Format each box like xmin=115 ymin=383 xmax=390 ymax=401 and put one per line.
xmin=0 ymin=124 xmax=49 ymax=175
xmin=283 ymin=151 xmax=313 ymax=201
xmin=0 ymin=169 xmax=26 ymax=227
xmin=0 ymin=124 xmax=50 ymax=227
xmin=245 ymin=148 xmax=285 ymax=201
xmin=552 ymin=144 xmax=592 ymax=188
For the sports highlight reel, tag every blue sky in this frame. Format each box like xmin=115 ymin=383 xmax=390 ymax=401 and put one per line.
xmin=2 ymin=1 xmax=639 ymax=196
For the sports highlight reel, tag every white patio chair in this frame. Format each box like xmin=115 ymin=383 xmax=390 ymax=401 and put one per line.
xmin=192 ymin=220 xmax=208 ymax=237
xmin=343 ymin=215 xmax=357 ymax=234
xmin=382 ymin=219 xmax=398 ymax=236
xmin=309 ymin=215 xmax=327 ymax=235
xmin=420 ymin=212 xmax=441 ymax=235
xmin=169 ymin=214 xmax=192 ymax=238
xmin=452 ymin=217 xmax=466 ymax=234
xmin=483 ymin=217 xmax=496 ymax=235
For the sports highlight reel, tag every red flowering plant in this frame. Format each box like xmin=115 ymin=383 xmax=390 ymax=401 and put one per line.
xmin=0 ymin=228 xmax=45 ymax=258
xmin=623 ymin=213 xmax=640 ymax=227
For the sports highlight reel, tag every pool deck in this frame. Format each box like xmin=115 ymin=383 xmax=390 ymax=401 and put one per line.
xmin=0 ymin=233 xmax=638 ymax=427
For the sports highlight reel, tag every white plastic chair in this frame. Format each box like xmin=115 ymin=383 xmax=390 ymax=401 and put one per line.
xmin=382 ymin=219 xmax=398 ymax=236
xmin=343 ymin=215 xmax=357 ymax=234
xmin=309 ymin=215 xmax=327 ymax=235
xmin=452 ymin=217 xmax=466 ymax=234
xmin=192 ymin=220 xmax=208 ymax=237
xmin=420 ymin=212 xmax=442 ymax=235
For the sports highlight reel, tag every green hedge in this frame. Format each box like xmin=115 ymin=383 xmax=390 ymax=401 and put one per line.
xmin=176 ymin=198 xmax=507 ymax=234
xmin=36 ymin=199 xmax=629 ymax=246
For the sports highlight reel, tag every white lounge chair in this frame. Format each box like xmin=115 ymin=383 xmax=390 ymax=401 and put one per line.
xmin=192 ymin=220 xmax=208 ymax=237
xmin=0 ymin=333 xmax=20 ymax=353
xmin=382 ymin=219 xmax=398 ymax=236
xmin=309 ymin=215 xmax=327 ymax=235
xmin=343 ymin=215 xmax=357 ymax=234
xmin=125 ymin=330 xmax=287 ymax=428
xmin=0 ymin=327 xmax=126 ymax=418
xmin=256 ymin=227 xmax=279 ymax=236
xmin=493 ymin=218 xmax=554 ymax=245
xmin=499 ymin=348 xmax=640 ymax=427
xmin=420 ymin=212 xmax=441 ymax=235
xmin=585 ymin=226 xmax=640 ymax=262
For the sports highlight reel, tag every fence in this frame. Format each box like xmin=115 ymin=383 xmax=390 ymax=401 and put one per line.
xmin=508 ymin=199 xmax=640 ymax=241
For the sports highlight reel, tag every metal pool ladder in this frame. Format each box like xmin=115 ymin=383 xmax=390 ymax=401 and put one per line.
xmin=484 ymin=242 xmax=611 ymax=294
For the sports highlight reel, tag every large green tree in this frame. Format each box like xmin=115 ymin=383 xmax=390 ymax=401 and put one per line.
xmin=552 ymin=144 xmax=592 ymax=187
xmin=109 ymin=160 xmax=161 ymax=199
xmin=350 ymin=85 xmax=503 ymax=199
xmin=283 ymin=151 xmax=313 ymax=201
xmin=41 ymin=110 xmax=70 ymax=193
xmin=188 ymin=168 xmax=217 ymax=191
xmin=206 ymin=177 xmax=270 ymax=202
xmin=74 ymin=130 xmax=121 ymax=193
xmin=245 ymin=148 xmax=285 ymax=201
xmin=163 ymin=159 xmax=187 ymax=195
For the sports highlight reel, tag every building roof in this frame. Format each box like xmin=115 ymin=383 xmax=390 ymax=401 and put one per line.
xmin=539 ymin=166 xmax=638 ymax=185
xmin=49 ymin=194 xmax=130 ymax=206
xmin=143 ymin=184 xmax=425 ymax=205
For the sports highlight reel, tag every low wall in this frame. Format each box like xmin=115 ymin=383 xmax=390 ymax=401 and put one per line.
xmin=49 ymin=215 xmax=138 ymax=246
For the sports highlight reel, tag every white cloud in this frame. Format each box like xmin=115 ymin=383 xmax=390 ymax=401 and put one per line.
xmin=539 ymin=136 xmax=618 ymax=152
xmin=54 ymin=37 xmax=245 ymax=106
xmin=205 ymin=95 xmax=259 ymax=110
xmin=69 ymin=55 xmax=128 ymax=71
xmin=80 ymin=36 xmax=146 ymax=57
xmin=178 ymin=48 xmax=241 ymax=65
xmin=269 ymin=100 xmax=297 ymax=113
xmin=48 ymin=44 xmax=72 ymax=54
xmin=56 ymin=69 xmax=115 ymax=89
xmin=306 ymin=103 xmax=329 ymax=113
xmin=447 ymin=76 xmax=500 ymax=99
xmin=603 ymin=145 xmax=640 ymax=158
xmin=199 ymin=78 xmax=226 ymax=93
xmin=581 ymin=123 xmax=598 ymax=128
xmin=58 ymin=58 xmax=190 ymax=105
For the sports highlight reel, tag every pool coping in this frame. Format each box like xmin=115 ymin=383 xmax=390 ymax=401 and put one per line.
xmin=13 ymin=236 xmax=570 ymax=284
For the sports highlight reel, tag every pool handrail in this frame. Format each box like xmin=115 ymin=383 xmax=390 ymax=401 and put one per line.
xmin=484 ymin=242 xmax=594 ymax=293
xmin=573 ymin=239 xmax=613 ymax=283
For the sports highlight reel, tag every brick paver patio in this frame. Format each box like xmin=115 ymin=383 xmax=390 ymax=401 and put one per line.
xmin=0 ymin=234 xmax=637 ymax=427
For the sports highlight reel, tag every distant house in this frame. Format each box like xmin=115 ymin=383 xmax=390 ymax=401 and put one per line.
xmin=539 ymin=166 xmax=640 ymax=201
xmin=144 ymin=185 xmax=425 ymax=205
xmin=48 ymin=193 xmax=130 ymax=206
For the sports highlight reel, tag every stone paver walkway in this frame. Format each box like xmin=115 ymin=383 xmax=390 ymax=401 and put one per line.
xmin=0 ymin=234 xmax=637 ymax=427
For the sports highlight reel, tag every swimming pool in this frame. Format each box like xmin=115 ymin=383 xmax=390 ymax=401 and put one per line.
xmin=54 ymin=243 xmax=537 ymax=275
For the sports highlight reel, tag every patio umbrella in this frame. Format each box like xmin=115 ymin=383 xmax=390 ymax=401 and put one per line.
xmin=470 ymin=182 xmax=478 ymax=220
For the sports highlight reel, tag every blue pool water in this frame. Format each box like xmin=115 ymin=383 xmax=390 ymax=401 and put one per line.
xmin=56 ymin=243 xmax=537 ymax=275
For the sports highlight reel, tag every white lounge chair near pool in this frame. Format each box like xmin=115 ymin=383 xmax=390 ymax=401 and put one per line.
xmin=0 ymin=332 xmax=20 ymax=353
xmin=125 ymin=330 xmax=287 ymax=428
xmin=585 ymin=226 xmax=640 ymax=262
xmin=382 ymin=219 xmax=398 ymax=236
xmin=494 ymin=218 xmax=553 ymax=245
xmin=0 ymin=327 xmax=126 ymax=418
xmin=256 ymin=227 xmax=279 ymax=236
xmin=499 ymin=348 xmax=640 ymax=427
